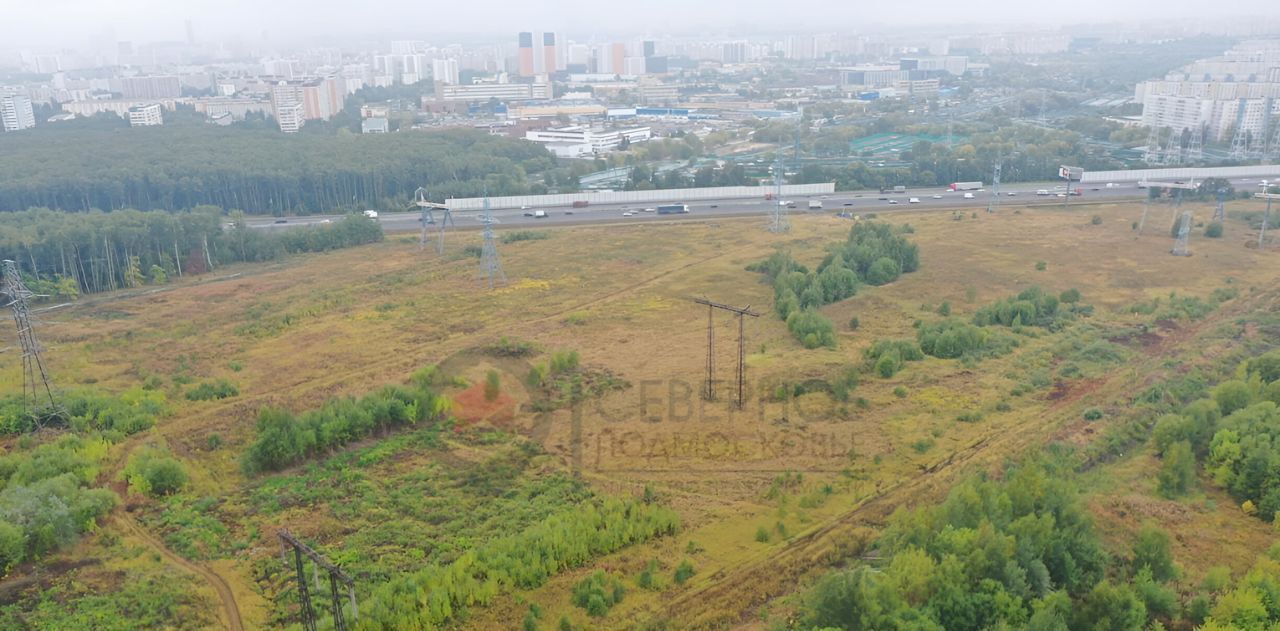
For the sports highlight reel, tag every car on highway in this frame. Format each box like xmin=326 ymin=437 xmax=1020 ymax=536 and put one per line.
xmin=522 ymin=211 xmax=534 ymax=217
xmin=878 ymin=197 xmax=888 ymax=201
xmin=642 ymin=208 xmax=655 ymax=212
xmin=909 ymin=198 xmax=920 ymax=204
xmin=1007 ymin=192 xmax=1016 ymax=196
xmin=710 ymin=204 xmax=719 ymax=208
xmin=963 ymin=193 xmax=975 ymax=199
xmin=274 ymin=218 xmax=287 ymax=224
xmin=622 ymin=211 xmax=634 ymax=217
xmin=1037 ymin=189 xmax=1051 ymax=196
xmin=565 ymin=210 xmax=574 ymax=215
xmin=932 ymin=194 xmax=942 ymax=199
xmin=888 ymin=200 xmax=899 ymax=205
xmin=1056 ymin=193 xmax=1067 ymax=198
xmin=320 ymin=219 xmax=331 ymax=224
xmin=520 ymin=205 xmax=530 ymax=210
xmin=533 ymin=210 xmax=547 ymax=219
xmin=843 ymin=202 xmax=853 ymax=206
xmin=362 ymin=210 xmax=379 ymax=218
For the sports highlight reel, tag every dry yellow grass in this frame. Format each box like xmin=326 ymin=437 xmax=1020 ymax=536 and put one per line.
xmin=3 ymin=197 xmax=1277 ymax=628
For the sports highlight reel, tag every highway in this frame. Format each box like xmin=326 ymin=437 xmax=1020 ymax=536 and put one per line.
xmin=245 ymin=177 xmax=1267 ymax=233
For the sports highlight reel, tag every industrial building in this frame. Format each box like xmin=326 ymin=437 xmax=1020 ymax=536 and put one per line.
xmin=524 ymin=125 xmax=652 ymax=155
xmin=438 ymin=81 xmax=551 ymax=102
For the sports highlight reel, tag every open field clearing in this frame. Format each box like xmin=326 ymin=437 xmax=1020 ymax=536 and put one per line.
xmin=1 ymin=196 xmax=1277 ymax=629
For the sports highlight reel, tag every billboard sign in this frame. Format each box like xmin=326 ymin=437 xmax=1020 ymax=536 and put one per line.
xmin=1059 ymin=166 xmax=1083 ymax=181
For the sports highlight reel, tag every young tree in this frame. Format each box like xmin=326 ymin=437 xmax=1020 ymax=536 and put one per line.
xmin=1157 ymin=440 xmax=1196 ymax=498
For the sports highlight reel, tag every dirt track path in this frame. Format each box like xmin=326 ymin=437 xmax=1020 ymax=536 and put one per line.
xmin=115 ymin=512 xmax=244 ymax=631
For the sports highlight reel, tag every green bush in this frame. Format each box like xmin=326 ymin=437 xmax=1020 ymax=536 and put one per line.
xmin=1132 ymin=524 xmax=1178 ymax=583
xmin=502 ymin=230 xmax=550 ymax=244
xmin=865 ymin=257 xmax=902 ymax=286
xmin=674 ymin=559 xmax=695 ymax=584
xmin=1083 ymin=408 xmax=1103 ymax=421
xmin=571 ymin=570 xmax=625 ymax=617
xmin=1204 ymin=221 xmax=1223 ymax=238
xmin=124 ymin=447 xmax=189 ymax=497
xmin=848 ymin=316 xmax=860 ymax=331
xmin=1157 ymin=440 xmax=1195 ymax=498
xmin=484 ymin=370 xmax=501 ymax=402
xmin=1091 ymin=215 xmax=1103 ymax=225
xmin=185 ymin=380 xmax=239 ymax=402
xmin=755 ymin=526 xmax=771 ymax=543
xmin=916 ymin=320 xmax=989 ymax=359
xmin=787 ymin=309 xmax=837 ymax=349
xmin=1035 ymin=261 xmax=1047 ymax=271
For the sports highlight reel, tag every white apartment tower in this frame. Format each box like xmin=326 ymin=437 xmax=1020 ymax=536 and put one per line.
xmin=1 ymin=94 xmax=36 ymax=132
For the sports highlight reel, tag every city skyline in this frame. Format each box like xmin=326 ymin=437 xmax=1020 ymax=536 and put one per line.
xmin=4 ymin=0 xmax=1279 ymax=50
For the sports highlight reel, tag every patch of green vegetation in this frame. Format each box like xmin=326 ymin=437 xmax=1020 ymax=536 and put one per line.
xmin=502 ymin=230 xmax=551 ymax=244
xmin=184 ymin=379 xmax=239 ymax=401
xmin=357 ymin=497 xmax=678 ymax=628
xmin=571 ymin=570 xmax=626 ymax=617
xmin=865 ymin=339 xmax=925 ymax=378
xmin=241 ymin=368 xmax=451 ymax=473
xmin=749 ymin=222 xmax=919 ymax=348
xmin=973 ymin=286 xmax=1089 ymax=330
xmin=123 ymin=446 xmax=188 ymax=497
xmin=0 ymin=565 xmax=215 ymax=629
xmin=917 ymin=319 xmax=1019 ymax=360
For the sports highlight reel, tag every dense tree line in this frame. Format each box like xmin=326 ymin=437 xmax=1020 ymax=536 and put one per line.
xmin=242 ymin=368 xmax=451 ymax=473
xmin=0 ymin=127 xmax=553 ymax=214
xmin=0 ymin=208 xmax=382 ymax=298
xmin=749 ymin=222 xmax=919 ymax=348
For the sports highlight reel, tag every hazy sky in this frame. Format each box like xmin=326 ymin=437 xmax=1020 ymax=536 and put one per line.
xmin=3 ymin=0 xmax=1276 ymax=50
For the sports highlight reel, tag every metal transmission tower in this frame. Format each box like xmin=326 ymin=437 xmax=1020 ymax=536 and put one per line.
xmin=1214 ymin=188 xmax=1228 ymax=222
xmin=1267 ymin=110 xmax=1280 ymax=163
xmin=1255 ymin=98 xmax=1275 ymax=161
xmin=987 ymin=159 xmax=1002 ymax=213
xmin=1186 ymin=124 xmax=1204 ymax=164
xmin=1 ymin=260 xmax=62 ymax=428
xmin=478 ymin=195 xmax=507 ymax=289
xmin=1229 ymin=99 xmax=1251 ymax=160
xmin=1257 ymin=190 xmax=1278 ymax=248
xmin=1144 ymin=125 xmax=1165 ymax=165
xmin=279 ymin=531 xmax=357 ymax=631
xmin=693 ymin=298 xmax=760 ymax=409
xmin=414 ymin=187 xmax=454 ymax=254
xmin=768 ymin=160 xmax=790 ymax=233
xmin=1164 ymin=128 xmax=1185 ymax=165
xmin=1171 ymin=211 xmax=1193 ymax=256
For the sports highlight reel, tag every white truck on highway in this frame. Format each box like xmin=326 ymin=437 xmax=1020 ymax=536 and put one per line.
xmin=808 ymin=200 xmax=823 ymax=210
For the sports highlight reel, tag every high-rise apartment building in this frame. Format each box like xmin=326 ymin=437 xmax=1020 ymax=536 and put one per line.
xmin=120 ymin=75 xmax=182 ymax=100
xmin=1 ymin=94 xmax=36 ymax=132
xmin=518 ymin=32 xmax=535 ymax=76
xmin=432 ymin=58 xmax=460 ymax=85
xmin=611 ymin=43 xmax=626 ymax=75
xmin=127 ymin=103 xmax=164 ymax=127
xmin=270 ymin=76 xmax=344 ymax=133
xmin=542 ymin=33 xmax=558 ymax=74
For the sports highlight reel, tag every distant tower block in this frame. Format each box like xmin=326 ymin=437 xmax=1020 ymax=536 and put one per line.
xmin=1 ymin=260 xmax=62 ymax=428
xmin=1268 ymin=112 xmax=1280 ymax=163
xmin=1171 ymin=211 xmax=1193 ymax=257
xmin=478 ymin=195 xmax=507 ymax=288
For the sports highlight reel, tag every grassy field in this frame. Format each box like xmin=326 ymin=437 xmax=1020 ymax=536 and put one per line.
xmin=1 ymin=196 xmax=1277 ymax=629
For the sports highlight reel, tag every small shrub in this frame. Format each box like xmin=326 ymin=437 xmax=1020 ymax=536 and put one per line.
xmin=848 ymin=316 xmax=860 ymax=331
xmin=755 ymin=526 xmax=771 ymax=543
xmin=1204 ymin=222 xmax=1223 ymax=238
xmin=571 ymin=570 xmax=625 ymax=617
xmin=484 ymin=370 xmax=501 ymax=402
xmin=185 ymin=380 xmax=239 ymax=401
xmin=893 ymin=386 xmax=908 ymax=398
xmin=228 ymin=361 xmax=244 ymax=372
xmin=674 ymin=559 xmax=695 ymax=584
xmin=1091 ymin=215 xmax=1103 ymax=225
xmin=911 ymin=438 xmax=934 ymax=453
xmin=1035 ymin=261 xmax=1047 ymax=271
xmin=124 ymin=447 xmax=189 ymax=497
xmin=1083 ymin=408 xmax=1103 ymax=421
xmin=937 ymin=301 xmax=951 ymax=316
xmin=956 ymin=411 xmax=983 ymax=423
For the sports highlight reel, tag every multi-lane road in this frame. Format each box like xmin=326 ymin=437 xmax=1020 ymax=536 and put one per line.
xmin=246 ymin=178 xmax=1266 ymax=233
